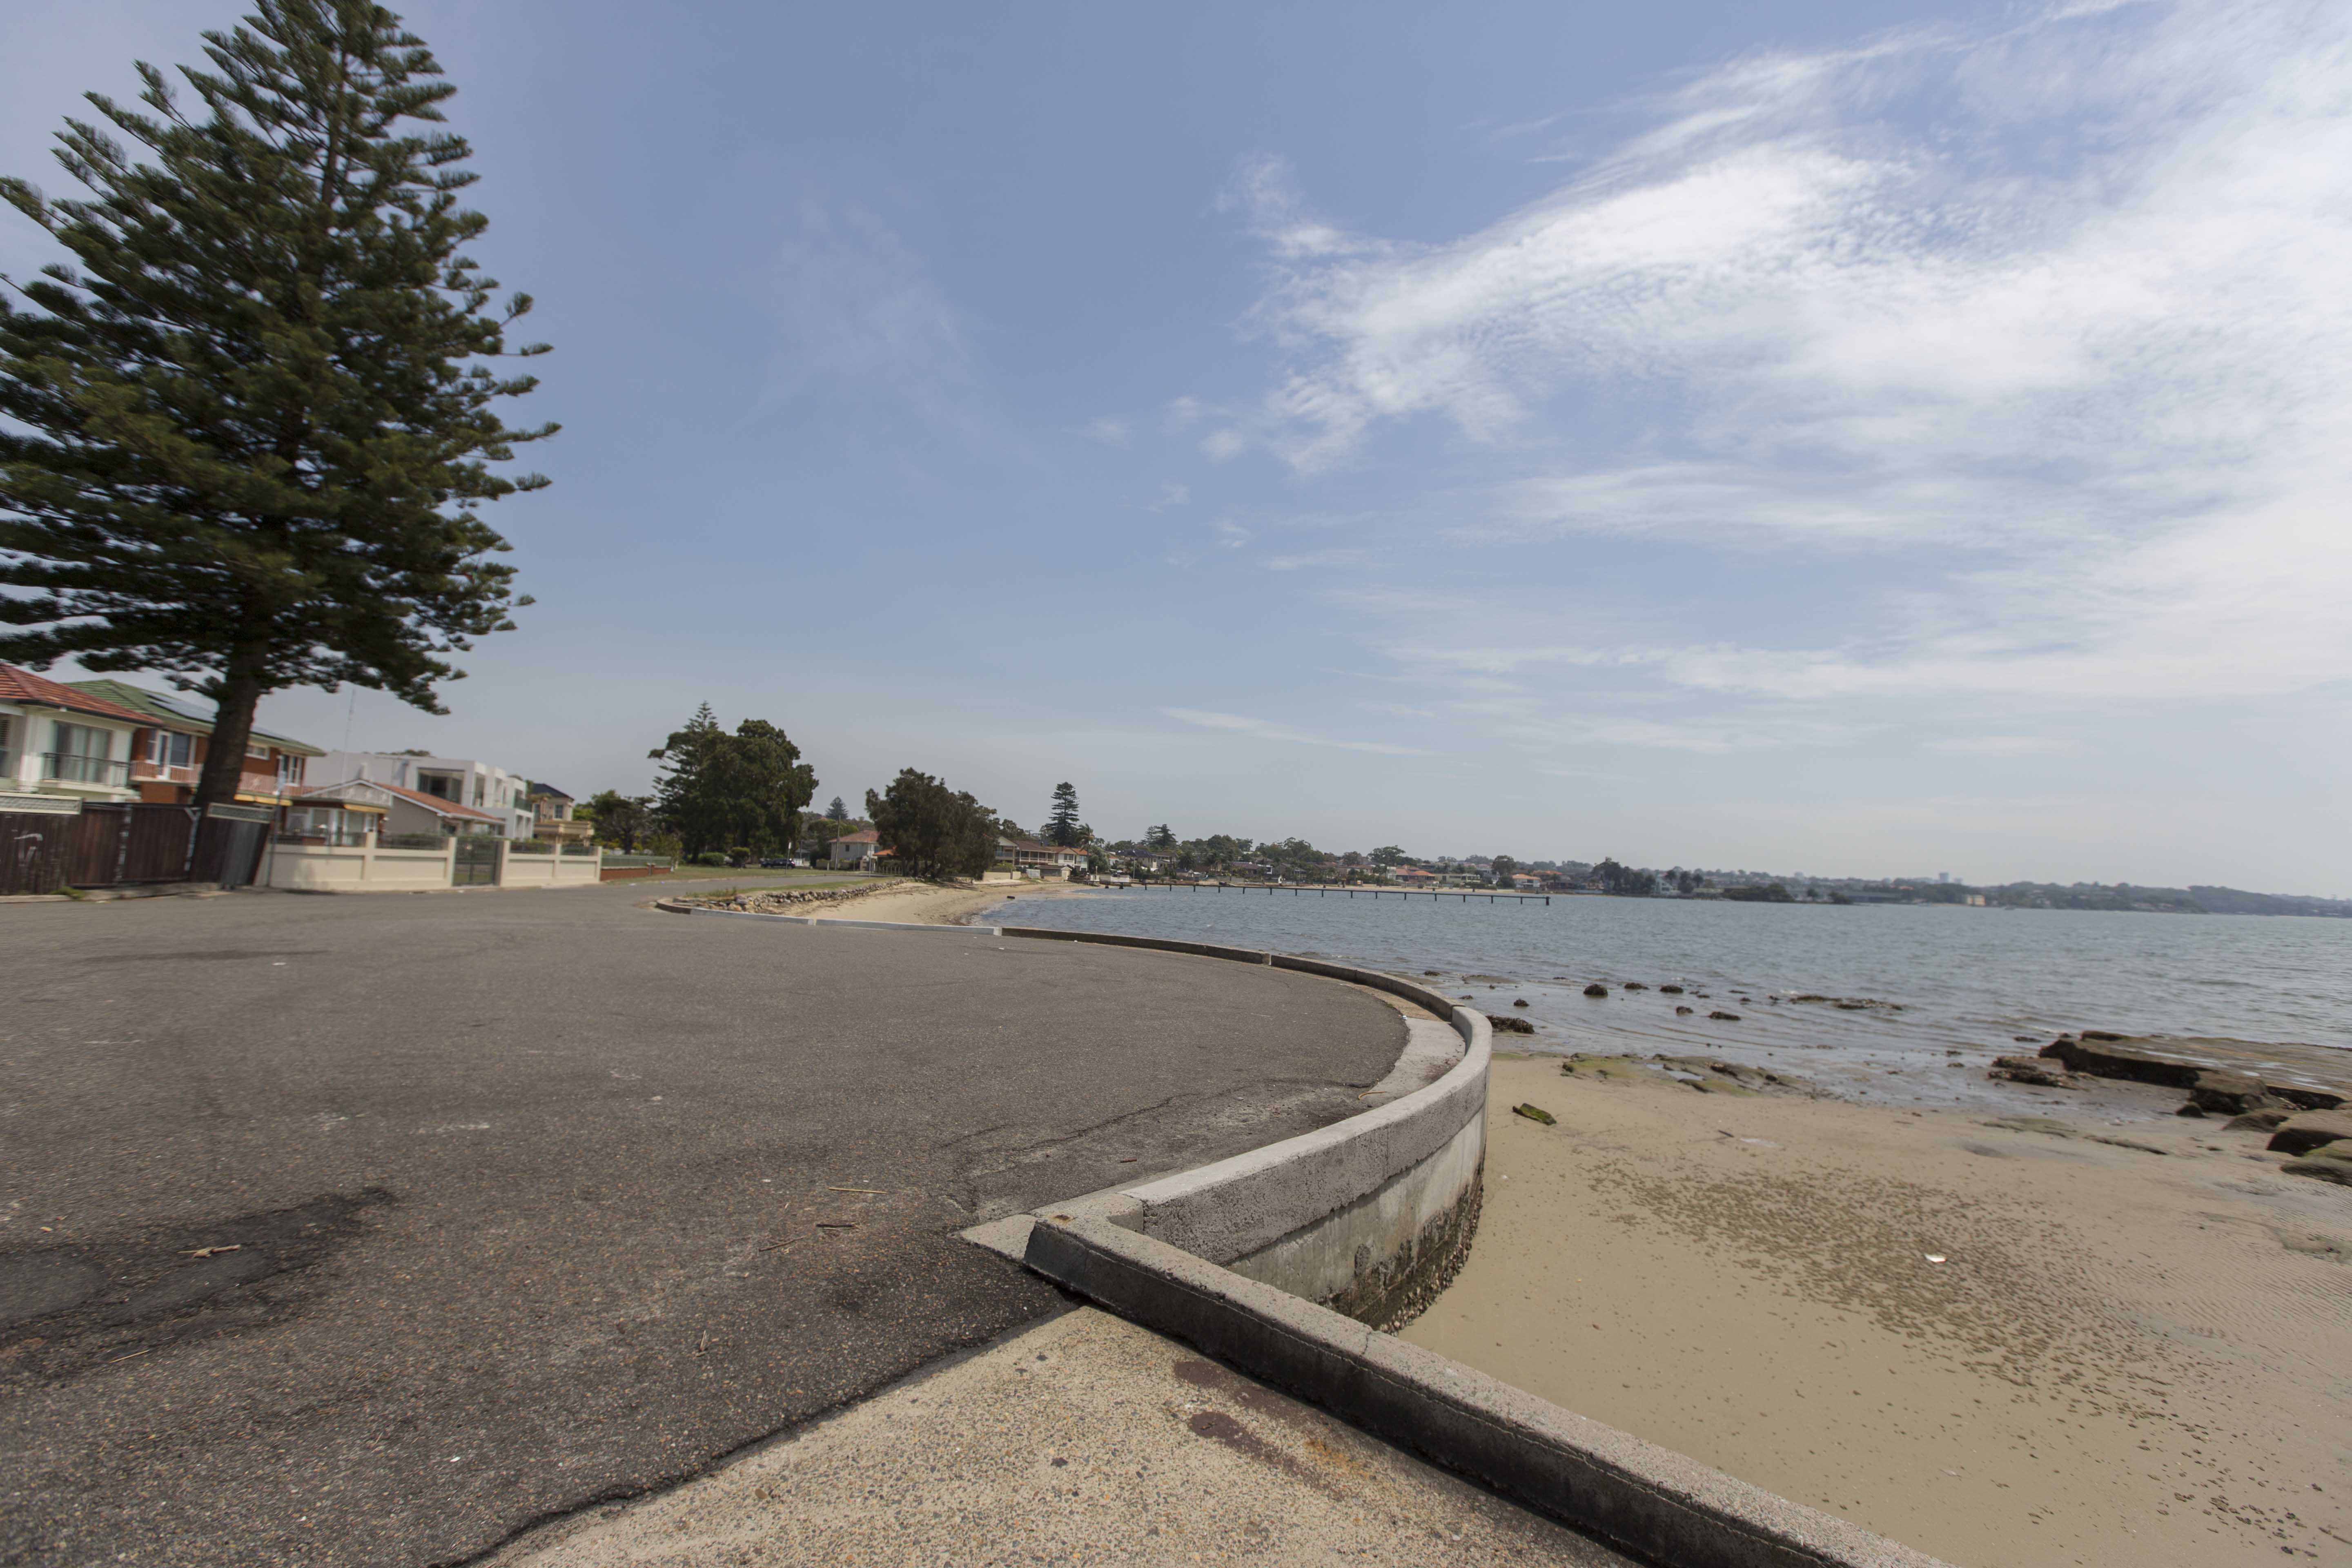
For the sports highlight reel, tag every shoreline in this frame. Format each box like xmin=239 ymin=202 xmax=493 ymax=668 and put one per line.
xmin=680 ymin=875 xmax=1102 ymax=927
xmin=1406 ymin=1053 xmax=2350 ymax=1566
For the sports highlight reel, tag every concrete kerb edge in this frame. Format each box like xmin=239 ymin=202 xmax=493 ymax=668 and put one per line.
xmin=1024 ymin=1214 xmax=1947 ymax=1568
xmin=993 ymin=929 xmax=1944 ymax=1568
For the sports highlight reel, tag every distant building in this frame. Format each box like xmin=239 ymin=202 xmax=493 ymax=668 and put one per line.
xmin=312 ymin=751 xmax=534 ymax=839
xmin=294 ymin=777 xmax=506 ymax=839
xmin=524 ymin=782 xmax=593 ymax=845
xmin=831 ymin=828 xmax=882 ymax=867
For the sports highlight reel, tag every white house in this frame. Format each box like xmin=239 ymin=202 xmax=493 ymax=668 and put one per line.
xmin=0 ymin=664 xmax=146 ymax=809
xmin=829 ymin=828 xmax=881 ymax=867
xmin=294 ymin=777 xmax=506 ymax=840
xmin=311 ymin=751 xmax=535 ymax=839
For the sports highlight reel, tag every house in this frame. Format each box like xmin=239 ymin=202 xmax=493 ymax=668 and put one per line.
xmin=524 ymin=782 xmax=594 ymax=845
xmin=830 ymin=828 xmax=881 ymax=867
xmin=0 ymin=664 xmax=149 ymax=808
xmin=294 ymin=777 xmax=506 ymax=840
xmin=997 ymin=837 xmax=1087 ymax=878
xmin=312 ymin=750 xmax=535 ymax=839
xmin=67 ymin=678 xmax=323 ymax=808
xmin=1391 ymin=865 xmax=1440 ymax=886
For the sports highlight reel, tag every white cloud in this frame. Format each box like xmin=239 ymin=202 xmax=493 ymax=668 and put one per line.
xmin=1925 ymin=734 xmax=2088 ymax=757
xmin=1080 ymin=416 xmax=1133 ymax=448
xmin=1162 ymin=708 xmax=1436 ymax=756
xmin=1245 ymin=0 xmax=2352 ymax=712
xmin=751 ymin=175 xmax=964 ymax=399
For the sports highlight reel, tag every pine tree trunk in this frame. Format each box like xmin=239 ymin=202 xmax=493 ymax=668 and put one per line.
xmin=193 ymin=647 xmax=270 ymax=812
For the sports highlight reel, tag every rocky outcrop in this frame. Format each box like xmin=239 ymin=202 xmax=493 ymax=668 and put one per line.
xmin=1990 ymin=1055 xmax=2082 ymax=1089
xmin=2185 ymin=1069 xmax=2291 ymax=1117
xmin=1650 ymin=1055 xmax=1807 ymax=1094
xmin=1485 ymin=1013 xmax=1535 ymax=1035
xmin=2039 ymin=1033 xmax=2347 ymax=1112
xmin=2265 ymin=1111 xmax=2352 ymax=1158
xmin=2282 ymin=1147 xmax=2352 ymax=1186
xmin=1582 ymin=983 xmax=1609 ymax=997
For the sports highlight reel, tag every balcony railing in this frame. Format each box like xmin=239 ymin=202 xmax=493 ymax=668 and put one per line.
xmin=131 ymin=760 xmax=201 ymax=783
xmin=42 ymin=753 xmax=130 ymax=787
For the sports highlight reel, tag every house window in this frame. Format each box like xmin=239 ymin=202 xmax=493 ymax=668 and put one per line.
xmin=473 ymin=777 xmax=485 ymax=806
xmin=55 ymin=721 xmax=112 ymax=760
xmin=247 ymin=739 xmax=270 ymax=759
xmin=282 ymin=755 xmax=304 ymax=784
xmin=149 ymin=730 xmax=195 ymax=768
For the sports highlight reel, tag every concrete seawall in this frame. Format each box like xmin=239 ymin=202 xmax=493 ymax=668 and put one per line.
xmin=674 ymin=903 xmax=1947 ymax=1568
xmin=1008 ymin=934 xmax=1490 ymax=1330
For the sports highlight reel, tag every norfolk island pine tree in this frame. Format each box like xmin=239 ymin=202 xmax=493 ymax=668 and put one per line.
xmin=0 ymin=2 xmax=552 ymax=810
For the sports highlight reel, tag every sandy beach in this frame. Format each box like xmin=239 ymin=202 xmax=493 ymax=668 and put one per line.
xmin=683 ymin=875 xmax=1101 ymax=927
xmin=1405 ymin=1054 xmax=2350 ymax=1566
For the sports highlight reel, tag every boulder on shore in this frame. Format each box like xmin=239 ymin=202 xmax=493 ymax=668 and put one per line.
xmin=2186 ymin=1069 xmax=2293 ymax=1117
xmin=1583 ymin=983 xmax=1609 ymax=998
xmin=2265 ymin=1111 xmax=2352 ymax=1158
xmin=2282 ymin=1147 xmax=2352 ymax=1186
xmin=1486 ymin=1013 xmax=1535 ymax=1035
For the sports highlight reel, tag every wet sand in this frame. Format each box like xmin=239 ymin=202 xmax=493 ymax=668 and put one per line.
xmin=1405 ymin=1054 xmax=2350 ymax=1567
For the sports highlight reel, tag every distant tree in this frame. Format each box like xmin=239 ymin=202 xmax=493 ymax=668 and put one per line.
xmin=1145 ymin=823 xmax=1177 ymax=851
xmin=826 ymin=796 xmax=849 ymax=821
xmin=1490 ymin=855 xmax=1519 ymax=886
xmin=0 ymin=3 xmax=554 ymax=813
xmin=868 ymin=768 xmax=997 ymax=880
xmin=582 ymin=789 xmax=652 ymax=853
xmin=1595 ymin=858 xmax=1659 ymax=896
xmin=1045 ymin=782 xmax=1082 ymax=847
xmin=647 ymin=703 xmax=815 ymax=859
xmin=1369 ymin=845 xmax=1408 ymax=867
xmin=1721 ymin=882 xmax=1795 ymax=904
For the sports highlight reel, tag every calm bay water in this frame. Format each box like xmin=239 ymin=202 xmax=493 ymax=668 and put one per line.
xmin=985 ymin=886 xmax=2352 ymax=1109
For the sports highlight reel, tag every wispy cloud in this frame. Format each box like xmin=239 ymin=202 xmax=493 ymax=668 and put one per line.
xmin=1079 ymin=416 xmax=1133 ymax=448
xmin=748 ymin=174 xmax=966 ymax=405
xmin=1924 ymin=734 xmax=2087 ymax=757
xmin=1162 ymin=708 xmax=1436 ymax=755
xmin=1242 ymin=1 xmax=2352 ymax=716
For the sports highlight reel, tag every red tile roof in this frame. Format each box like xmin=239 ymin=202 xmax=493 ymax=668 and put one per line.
xmin=0 ymin=664 xmax=152 ymax=724
xmin=302 ymin=779 xmax=502 ymax=822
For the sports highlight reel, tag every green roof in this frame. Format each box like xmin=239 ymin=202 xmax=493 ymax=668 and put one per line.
xmin=66 ymin=679 xmax=325 ymax=756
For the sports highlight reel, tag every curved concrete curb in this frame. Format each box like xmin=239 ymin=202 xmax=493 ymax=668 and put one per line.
xmin=670 ymin=908 xmax=1949 ymax=1568
xmin=990 ymin=932 xmax=1948 ymax=1568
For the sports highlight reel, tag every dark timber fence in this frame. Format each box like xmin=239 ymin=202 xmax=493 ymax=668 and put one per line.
xmin=0 ymin=801 xmax=267 ymax=894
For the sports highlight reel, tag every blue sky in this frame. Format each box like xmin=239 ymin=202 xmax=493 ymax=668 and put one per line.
xmin=6 ymin=1 xmax=2348 ymax=890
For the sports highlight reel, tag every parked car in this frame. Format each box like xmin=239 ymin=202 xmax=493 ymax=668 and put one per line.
xmin=759 ymin=857 xmax=792 ymax=868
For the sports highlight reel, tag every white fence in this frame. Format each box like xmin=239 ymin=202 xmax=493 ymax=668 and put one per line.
xmin=265 ymin=837 xmax=600 ymax=892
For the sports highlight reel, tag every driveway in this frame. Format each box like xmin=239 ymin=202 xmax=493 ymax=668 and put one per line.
xmin=0 ymin=883 xmax=1402 ymax=1566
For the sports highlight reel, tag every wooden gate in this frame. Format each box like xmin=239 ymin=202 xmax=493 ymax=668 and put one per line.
xmin=0 ymin=811 xmax=77 ymax=895
xmin=452 ymin=834 xmax=501 ymax=886
xmin=191 ymin=803 xmax=274 ymax=889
